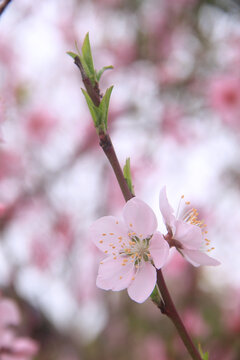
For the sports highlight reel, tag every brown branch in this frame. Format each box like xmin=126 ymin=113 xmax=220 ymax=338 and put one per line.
xmin=0 ymin=0 xmax=13 ymax=16
xmin=74 ymin=56 xmax=101 ymax=107
xmin=71 ymin=44 xmax=202 ymax=359
xmin=157 ymin=270 xmax=202 ymax=360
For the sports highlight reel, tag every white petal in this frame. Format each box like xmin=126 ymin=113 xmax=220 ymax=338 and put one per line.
xmin=123 ymin=198 xmax=157 ymax=238
xmin=90 ymin=216 xmax=128 ymax=254
xmin=127 ymin=262 xmax=156 ymax=303
xmin=159 ymin=187 xmax=176 ymax=230
xmin=96 ymin=256 xmax=135 ymax=291
xmin=149 ymin=232 xmax=169 ymax=269
xmin=174 ymin=221 xmax=203 ymax=249
xmin=182 ymin=249 xmax=221 ymax=267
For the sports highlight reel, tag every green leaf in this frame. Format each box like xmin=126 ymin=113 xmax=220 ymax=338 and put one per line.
xmin=81 ymin=33 xmax=96 ymax=84
xmin=96 ymin=65 xmax=114 ymax=82
xmin=150 ymin=285 xmax=162 ymax=306
xmin=198 ymin=344 xmax=209 ymax=360
xmin=99 ymin=86 xmax=113 ymax=131
xmin=66 ymin=51 xmax=78 ymax=59
xmin=81 ymin=89 xmax=102 ymax=128
xmin=123 ymin=157 xmax=134 ymax=194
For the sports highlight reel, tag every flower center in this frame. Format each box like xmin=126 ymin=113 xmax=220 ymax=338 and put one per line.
xmin=120 ymin=234 xmax=151 ymax=266
xmin=180 ymin=197 xmax=215 ymax=253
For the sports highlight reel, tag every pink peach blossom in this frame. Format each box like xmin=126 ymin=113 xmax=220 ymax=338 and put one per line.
xmin=208 ymin=75 xmax=240 ymax=128
xmin=25 ymin=109 xmax=57 ymax=143
xmin=90 ymin=197 xmax=169 ymax=303
xmin=0 ymin=298 xmax=20 ymax=328
xmin=159 ymin=187 xmax=220 ymax=267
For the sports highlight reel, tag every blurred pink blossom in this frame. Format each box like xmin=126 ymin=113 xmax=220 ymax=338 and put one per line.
xmin=182 ymin=308 xmax=209 ymax=337
xmin=25 ymin=109 xmax=57 ymax=143
xmin=160 ymin=105 xmax=194 ymax=144
xmin=0 ymin=298 xmax=21 ymax=328
xmin=0 ymin=295 xmax=38 ymax=360
xmin=0 ymin=150 xmax=22 ymax=180
xmin=137 ymin=336 xmax=167 ymax=360
xmin=208 ymin=75 xmax=240 ymax=128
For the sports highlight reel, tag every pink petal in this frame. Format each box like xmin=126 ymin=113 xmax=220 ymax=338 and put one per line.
xmin=0 ymin=299 xmax=21 ymax=328
xmin=127 ymin=262 xmax=156 ymax=303
xmin=159 ymin=187 xmax=176 ymax=230
xmin=122 ymin=198 xmax=157 ymax=238
xmin=182 ymin=249 xmax=221 ymax=267
xmin=174 ymin=221 xmax=203 ymax=249
xmin=90 ymin=216 xmax=127 ymax=254
xmin=12 ymin=337 xmax=39 ymax=356
xmin=149 ymin=232 xmax=169 ymax=269
xmin=96 ymin=256 xmax=135 ymax=291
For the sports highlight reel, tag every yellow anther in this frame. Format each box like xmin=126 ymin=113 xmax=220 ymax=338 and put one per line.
xmin=116 ymin=221 xmax=119 ymax=224
xmin=112 ymin=246 xmax=116 ymax=249
xmin=185 ymin=201 xmax=190 ymax=205
xmin=181 ymin=195 xmax=184 ymax=199
xmin=109 ymin=233 xmax=114 ymax=235
xmin=122 ymin=263 xmax=126 ymax=266
xmin=129 ymin=223 xmax=133 ymax=227
xmin=139 ymin=234 xmax=143 ymax=238
xmin=118 ymin=236 xmax=122 ymax=240
xmin=113 ymin=257 xmax=117 ymax=260
xmin=99 ymin=240 xmax=103 ymax=244
xmin=102 ymin=233 xmax=106 ymax=236
xmin=119 ymin=276 xmax=123 ymax=279
xmin=131 ymin=277 xmax=135 ymax=281
xmin=104 ymin=250 xmax=108 ymax=254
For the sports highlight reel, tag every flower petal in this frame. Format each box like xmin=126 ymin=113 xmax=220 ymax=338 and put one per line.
xmin=127 ymin=262 xmax=156 ymax=303
xmin=174 ymin=221 xmax=203 ymax=249
xmin=149 ymin=232 xmax=169 ymax=269
xmin=122 ymin=198 xmax=157 ymax=238
xmin=159 ymin=187 xmax=176 ymax=230
xmin=90 ymin=216 xmax=128 ymax=254
xmin=96 ymin=256 xmax=135 ymax=291
xmin=182 ymin=249 xmax=221 ymax=267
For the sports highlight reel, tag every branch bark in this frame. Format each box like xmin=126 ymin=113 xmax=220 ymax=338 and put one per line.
xmin=0 ymin=0 xmax=13 ymax=16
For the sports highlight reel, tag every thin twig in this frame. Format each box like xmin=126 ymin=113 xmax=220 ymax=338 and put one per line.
xmin=0 ymin=0 xmax=13 ymax=16
xmin=72 ymin=45 xmax=203 ymax=360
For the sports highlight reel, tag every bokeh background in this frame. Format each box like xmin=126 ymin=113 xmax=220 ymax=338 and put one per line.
xmin=0 ymin=0 xmax=240 ymax=359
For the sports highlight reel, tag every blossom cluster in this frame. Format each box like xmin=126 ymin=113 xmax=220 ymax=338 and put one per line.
xmin=91 ymin=187 xmax=220 ymax=303
xmin=0 ymin=294 xmax=38 ymax=360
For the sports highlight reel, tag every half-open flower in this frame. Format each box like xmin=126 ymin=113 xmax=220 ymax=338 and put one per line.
xmin=90 ymin=197 xmax=169 ymax=303
xmin=159 ymin=187 xmax=220 ymax=267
